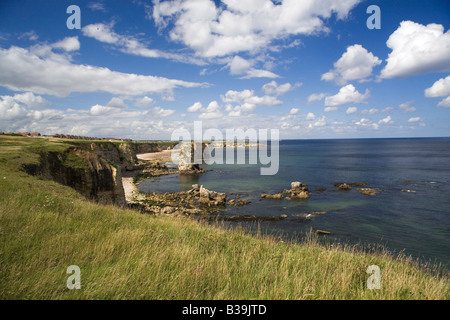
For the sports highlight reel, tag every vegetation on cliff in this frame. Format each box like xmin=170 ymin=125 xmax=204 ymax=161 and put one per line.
xmin=0 ymin=135 xmax=448 ymax=299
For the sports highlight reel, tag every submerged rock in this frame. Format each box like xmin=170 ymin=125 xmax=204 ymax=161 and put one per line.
xmin=228 ymin=199 xmax=251 ymax=206
xmin=334 ymin=183 xmax=352 ymax=191
xmin=357 ymin=188 xmax=381 ymax=196
xmin=261 ymin=193 xmax=284 ymax=200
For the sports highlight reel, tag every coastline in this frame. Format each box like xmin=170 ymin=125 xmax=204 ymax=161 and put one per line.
xmin=137 ymin=150 xmax=174 ymax=161
xmin=1 ymin=134 xmax=448 ymax=300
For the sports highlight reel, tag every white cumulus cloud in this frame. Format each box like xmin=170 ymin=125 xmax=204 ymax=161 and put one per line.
xmin=52 ymin=36 xmax=80 ymax=52
xmin=322 ymin=44 xmax=381 ymax=84
xmin=324 ymin=84 xmax=370 ymax=106
xmin=187 ymin=102 xmax=203 ymax=112
xmin=152 ymin=0 xmax=361 ymax=58
xmin=381 ymin=21 xmax=450 ymax=79
xmin=424 ymin=75 xmax=450 ymax=107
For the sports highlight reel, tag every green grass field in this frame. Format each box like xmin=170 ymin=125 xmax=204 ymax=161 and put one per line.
xmin=0 ymin=135 xmax=448 ymax=299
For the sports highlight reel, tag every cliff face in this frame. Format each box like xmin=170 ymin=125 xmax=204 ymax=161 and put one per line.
xmin=23 ymin=147 xmax=126 ymax=206
xmin=21 ymin=141 xmax=178 ymax=207
xmin=82 ymin=142 xmax=177 ymax=170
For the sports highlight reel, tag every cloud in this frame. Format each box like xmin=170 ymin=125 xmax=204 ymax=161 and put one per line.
xmin=378 ymin=115 xmax=393 ymax=124
xmin=199 ymin=100 xmax=223 ymax=119
xmin=309 ymin=116 xmax=326 ymax=128
xmin=437 ymin=96 xmax=450 ymax=108
xmin=90 ymin=97 xmax=128 ymax=116
xmin=18 ymin=30 xmax=39 ymax=41
xmin=289 ymin=108 xmax=299 ymax=115
xmin=306 ymin=112 xmax=315 ymax=120
xmin=0 ymin=45 xmax=205 ymax=97
xmin=408 ymin=117 xmax=423 ymax=122
xmin=222 ymin=89 xmax=282 ymax=107
xmin=52 ymin=36 xmax=80 ymax=52
xmin=90 ymin=104 xmax=117 ymax=116
xmin=134 ymin=96 xmax=154 ymax=108
xmin=361 ymin=108 xmax=379 ymax=115
xmin=424 ymin=75 xmax=450 ymax=107
xmin=82 ymin=23 xmax=205 ymax=65
xmin=262 ymin=81 xmax=301 ymax=96
xmin=425 ymin=75 xmax=450 ymax=97
xmin=151 ymin=106 xmax=175 ymax=117
xmin=87 ymin=2 xmax=106 ymax=12
xmin=380 ymin=21 xmax=450 ymax=79
xmin=220 ymin=87 xmax=284 ymax=117
xmin=187 ymin=102 xmax=203 ymax=112
xmin=2 ymin=92 xmax=49 ymax=109
xmin=355 ymin=118 xmax=379 ymax=130
xmin=398 ymin=101 xmax=416 ymax=113
xmin=307 ymin=93 xmax=327 ymax=103
xmin=0 ymin=92 xmax=48 ymax=120
xmin=324 ymin=84 xmax=370 ymax=106
xmin=322 ymin=44 xmax=381 ymax=84
xmin=324 ymin=106 xmax=338 ymax=112
xmin=240 ymin=68 xmax=280 ymax=79
xmin=228 ymin=56 xmax=252 ymax=75
xmin=225 ymin=103 xmax=256 ymax=117
xmin=152 ymin=0 xmax=361 ymax=58
xmin=346 ymin=106 xmax=357 ymax=114
xmin=82 ymin=23 xmax=119 ymax=44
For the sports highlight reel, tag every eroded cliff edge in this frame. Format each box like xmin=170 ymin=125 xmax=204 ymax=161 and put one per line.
xmin=21 ymin=141 xmax=177 ymax=207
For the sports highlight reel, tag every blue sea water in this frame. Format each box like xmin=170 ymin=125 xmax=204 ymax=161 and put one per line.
xmin=138 ymin=138 xmax=450 ymax=268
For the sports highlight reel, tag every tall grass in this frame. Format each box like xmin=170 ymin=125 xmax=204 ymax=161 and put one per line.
xmin=0 ymin=136 xmax=448 ymax=299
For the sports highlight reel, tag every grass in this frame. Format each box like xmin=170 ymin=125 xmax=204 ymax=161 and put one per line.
xmin=0 ymin=135 xmax=448 ymax=299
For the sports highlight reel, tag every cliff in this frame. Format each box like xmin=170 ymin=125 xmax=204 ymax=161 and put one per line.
xmin=20 ymin=141 xmax=178 ymax=207
xmin=23 ymin=147 xmax=126 ymax=206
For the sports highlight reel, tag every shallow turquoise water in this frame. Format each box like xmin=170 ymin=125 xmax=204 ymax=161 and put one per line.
xmin=138 ymin=138 xmax=450 ymax=268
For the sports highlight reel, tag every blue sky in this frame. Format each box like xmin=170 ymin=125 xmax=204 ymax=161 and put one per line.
xmin=0 ymin=0 xmax=449 ymax=139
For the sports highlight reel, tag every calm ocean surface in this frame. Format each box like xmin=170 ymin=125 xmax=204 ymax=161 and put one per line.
xmin=138 ymin=138 xmax=450 ymax=268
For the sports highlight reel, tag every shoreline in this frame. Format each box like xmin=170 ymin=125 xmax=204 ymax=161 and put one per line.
xmin=137 ymin=150 xmax=174 ymax=161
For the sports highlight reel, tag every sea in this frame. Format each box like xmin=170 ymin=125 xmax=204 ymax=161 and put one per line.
xmin=137 ymin=138 xmax=450 ymax=269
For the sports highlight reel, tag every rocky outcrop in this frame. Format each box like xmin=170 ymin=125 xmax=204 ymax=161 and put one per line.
xmin=285 ymin=181 xmax=311 ymax=199
xmin=198 ymin=185 xmax=227 ymax=206
xmin=178 ymin=160 xmax=204 ymax=174
xmin=22 ymin=148 xmax=126 ymax=206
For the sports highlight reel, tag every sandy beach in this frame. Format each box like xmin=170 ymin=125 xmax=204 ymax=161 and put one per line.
xmin=137 ymin=150 xmax=174 ymax=161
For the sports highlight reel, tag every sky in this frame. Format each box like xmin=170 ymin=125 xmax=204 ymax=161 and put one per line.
xmin=0 ymin=0 xmax=449 ymax=140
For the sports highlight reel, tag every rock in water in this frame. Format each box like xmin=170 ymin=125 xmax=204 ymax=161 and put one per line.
xmin=261 ymin=193 xmax=284 ymax=200
xmin=357 ymin=188 xmax=380 ymax=196
xmin=286 ymin=181 xmax=311 ymax=199
xmin=199 ymin=185 xmax=227 ymax=206
xmin=178 ymin=159 xmax=204 ymax=174
xmin=334 ymin=183 xmax=352 ymax=190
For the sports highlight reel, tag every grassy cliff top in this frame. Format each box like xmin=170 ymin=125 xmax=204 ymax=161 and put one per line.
xmin=0 ymin=135 xmax=448 ymax=299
